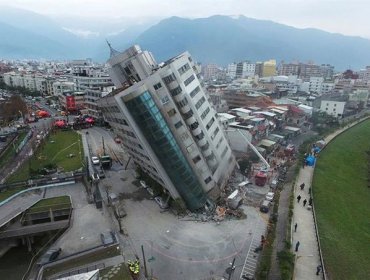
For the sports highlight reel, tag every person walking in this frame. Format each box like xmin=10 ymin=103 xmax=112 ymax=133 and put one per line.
xmin=295 ymin=241 xmax=300 ymax=252
xmin=294 ymin=223 xmax=298 ymax=232
xmin=300 ymin=183 xmax=305 ymax=190
xmin=309 ymin=197 xmax=313 ymax=206
xmin=297 ymin=195 xmax=301 ymax=203
xmin=303 ymin=199 xmax=307 ymax=207
xmin=316 ymin=265 xmax=322 ymax=275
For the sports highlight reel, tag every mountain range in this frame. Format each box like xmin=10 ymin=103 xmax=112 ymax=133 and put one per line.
xmin=1 ymin=8 xmax=370 ymax=70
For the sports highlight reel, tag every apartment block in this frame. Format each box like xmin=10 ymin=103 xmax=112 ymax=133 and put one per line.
xmin=98 ymin=45 xmax=236 ymax=211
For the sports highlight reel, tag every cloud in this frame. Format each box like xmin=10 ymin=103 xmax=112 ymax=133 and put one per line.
xmin=0 ymin=0 xmax=369 ymax=38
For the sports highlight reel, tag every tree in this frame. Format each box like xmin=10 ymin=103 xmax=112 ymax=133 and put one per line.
xmin=0 ymin=95 xmax=28 ymax=124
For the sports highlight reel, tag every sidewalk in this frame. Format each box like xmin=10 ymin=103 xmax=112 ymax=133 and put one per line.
xmin=292 ymin=166 xmax=321 ymax=279
xmin=292 ymin=116 xmax=370 ymax=279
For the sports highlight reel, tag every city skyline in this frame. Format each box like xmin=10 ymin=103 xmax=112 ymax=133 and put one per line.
xmin=0 ymin=0 xmax=370 ymax=39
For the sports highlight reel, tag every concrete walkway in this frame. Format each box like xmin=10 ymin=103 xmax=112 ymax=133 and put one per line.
xmin=292 ymin=116 xmax=370 ymax=280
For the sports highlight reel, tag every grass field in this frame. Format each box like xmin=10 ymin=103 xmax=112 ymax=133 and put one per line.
xmin=7 ymin=130 xmax=84 ymax=182
xmin=313 ymin=119 xmax=370 ymax=280
xmin=42 ymin=246 xmax=121 ymax=278
xmin=28 ymin=196 xmax=71 ymax=213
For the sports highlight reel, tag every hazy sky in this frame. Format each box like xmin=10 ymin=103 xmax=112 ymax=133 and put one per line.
xmin=1 ymin=0 xmax=369 ymax=38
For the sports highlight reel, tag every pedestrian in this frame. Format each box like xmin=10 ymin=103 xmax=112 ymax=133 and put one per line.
xmin=295 ymin=241 xmax=300 ymax=252
xmin=303 ymin=199 xmax=307 ymax=207
xmin=294 ymin=222 xmax=298 ymax=232
xmin=308 ymin=187 xmax=311 ymax=195
xmin=300 ymin=183 xmax=305 ymax=190
xmin=297 ymin=195 xmax=301 ymax=203
xmin=309 ymin=198 xmax=313 ymax=206
xmin=316 ymin=265 xmax=322 ymax=275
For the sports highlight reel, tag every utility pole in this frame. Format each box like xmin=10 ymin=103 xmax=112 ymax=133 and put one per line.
xmin=141 ymin=245 xmax=148 ymax=278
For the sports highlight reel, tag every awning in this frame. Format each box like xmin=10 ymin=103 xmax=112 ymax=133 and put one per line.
xmin=284 ymin=126 xmax=301 ymax=132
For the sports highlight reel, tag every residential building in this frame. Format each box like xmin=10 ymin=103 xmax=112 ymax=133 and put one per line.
xmin=278 ymin=63 xmax=299 ymax=76
xmin=319 ymin=100 xmax=345 ymax=118
xmin=262 ymin=60 xmax=277 ymax=77
xmin=99 ymin=45 xmax=236 ymax=211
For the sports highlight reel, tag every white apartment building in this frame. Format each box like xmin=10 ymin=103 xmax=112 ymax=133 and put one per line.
xmin=227 ymin=62 xmax=255 ymax=79
xmin=227 ymin=63 xmax=237 ymax=79
xmin=99 ymin=45 xmax=236 ymax=211
xmin=320 ymin=100 xmax=345 ymax=118
xmin=309 ymin=77 xmax=334 ymax=94
xmin=53 ymin=81 xmax=76 ymax=96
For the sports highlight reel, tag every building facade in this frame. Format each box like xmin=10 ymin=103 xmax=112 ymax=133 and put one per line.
xmin=99 ymin=45 xmax=236 ymax=211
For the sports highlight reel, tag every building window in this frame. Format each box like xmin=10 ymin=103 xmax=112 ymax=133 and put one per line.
xmin=212 ymin=127 xmax=220 ymax=139
xmin=206 ymin=117 xmax=215 ymax=130
xmin=154 ymin=82 xmax=162 ymax=90
xmin=177 ymin=97 xmax=188 ymax=108
xmin=189 ymin=121 xmax=199 ymax=130
xmin=183 ymin=109 xmax=193 ymax=120
xmin=201 ymin=107 xmax=210 ymax=120
xmin=195 ymin=96 xmax=206 ymax=110
xmin=167 ymin=109 xmax=176 ymax=117
xmin=192 ymin=155 xmax=201 ymax=164
xmin=204 ymin=177 xmax=212 ymax=184
xmin=174 ymin=121 xmax=183 ymax=129
xmin=161 ymin=96 xmax=170 ymax=105
xmin=184 ymin=75 xmax=195 ymax=86
xmin=170 ymin=86 xmax=182 ymax=97
xmin=163 ymin=74 xmax=176 ymax=84
xmin=190 ymin=86 xmax=200 ymax=98
xmin=178 ymin=63 xmax=190 ymax=75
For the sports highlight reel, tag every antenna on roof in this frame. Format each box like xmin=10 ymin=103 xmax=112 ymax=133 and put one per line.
xmin=106 ymin=40 xmax=121 ymax=58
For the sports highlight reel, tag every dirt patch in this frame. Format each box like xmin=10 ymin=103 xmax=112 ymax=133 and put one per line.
xmin=118 ymin=188 xmax=150 ymax=201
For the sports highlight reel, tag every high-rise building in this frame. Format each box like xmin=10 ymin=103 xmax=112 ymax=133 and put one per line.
xmin=99 ymin=45 xmax=236 ymax=211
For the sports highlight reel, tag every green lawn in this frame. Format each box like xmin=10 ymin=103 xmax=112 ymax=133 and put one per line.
xmin=0 ymin=187 xmax=25 ymax=202
xmin=7 ymin=130 xmax=84 ymax=183
xmin=42 ymin=246 xmax=121 ymax=278
xmin=312 ymin=120 xmax=370 ymax=280
xmin=28 ymin=196 xmax=71 ymax=213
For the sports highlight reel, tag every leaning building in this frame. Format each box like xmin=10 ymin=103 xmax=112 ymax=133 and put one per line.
xmin=98 ymin=45 xmax=236 ymax=211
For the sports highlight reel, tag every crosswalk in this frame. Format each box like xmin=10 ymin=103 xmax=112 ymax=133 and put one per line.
xmin=239 ymin=221 xmax=266 ymax=279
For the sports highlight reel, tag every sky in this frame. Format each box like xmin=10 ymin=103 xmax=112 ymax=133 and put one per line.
xmin=0 ymin=0 xmax=369 ymax=38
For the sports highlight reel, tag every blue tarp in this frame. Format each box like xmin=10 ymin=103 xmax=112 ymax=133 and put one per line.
xmin=306 ymin=155 xmax=316 ymax=166
xmin=313 ymin=147 xmax=321 ymax=153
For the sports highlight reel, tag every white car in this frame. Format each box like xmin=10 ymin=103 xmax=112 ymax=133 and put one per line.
xmin=140 ymin=180 xmax=148 ymax=189
xmin=91 ymin=156 xmax=100 ymax=165
xmin=265 ymin=192 xmax=275 ymax=201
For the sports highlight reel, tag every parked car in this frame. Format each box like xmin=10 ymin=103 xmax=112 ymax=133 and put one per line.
xmin=154 ymin=196 xmax=169 ymax=209
xmin=260 ymin=200 xmax=271 ymax=213
xmin=265 ymin=192 xmax=275 ymax=201
xmin=100 ymin=231 xmax=116 ymax=246
xmin=37 ymin=248 xmax=62 ymax=265
xmin=91 ymin=156 xmax=100 ymax=165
